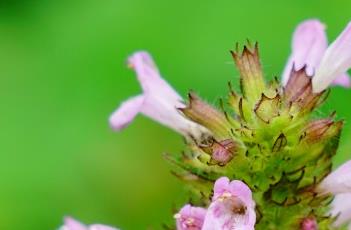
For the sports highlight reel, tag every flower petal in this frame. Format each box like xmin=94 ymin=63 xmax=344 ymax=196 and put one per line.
xmin=330 ymin=193 xmax=351 ymax=227
xmin=301 ymin=217 xmax=318 ymax=230
xmin=213 ymin=177 xmax=255 ymax=207
xmin=202 ymin=198 xmax=256 ymax=230
xmin=282 ymin=19 xmax=327 ymax=85
xmin=61 ymin=217 xmax=88 ymax=230
xmin=332 ymin=73 xmax=351 ymax=87
xmin=318 ymin=160 xmax=351 ymax=194
xmin=212 ymin=176 xmax=231 ymax=200
xmin=90 ymin=225 xmax=119 ymax=230
xmin=174 ymin=204 xmax=206 ymax=230
xmin=202 ymin=177 xmax=256 ymax=230
xmin=313 ymin=22 xmax=351 ymax=92
xmin=111 ymin=51 xmax=210 ymax=139
xmin=60 ymin=217 xmax=119 ymax=230
xmin=128 ymin=51 xmax=181 ymax=101
xmin=109 ymin=95 xmax=144 ymax=131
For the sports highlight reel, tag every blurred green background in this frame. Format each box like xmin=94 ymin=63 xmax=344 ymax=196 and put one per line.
xmin=0 ymin=0 xmax=351 ymax=229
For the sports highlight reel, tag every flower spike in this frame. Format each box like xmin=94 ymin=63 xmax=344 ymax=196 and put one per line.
xmin=112 ymin=19 xmax=350 ymax=229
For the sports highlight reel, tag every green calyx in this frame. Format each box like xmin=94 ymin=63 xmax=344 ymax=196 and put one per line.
xmin=166 ymin=43 xmax=343 ymax=229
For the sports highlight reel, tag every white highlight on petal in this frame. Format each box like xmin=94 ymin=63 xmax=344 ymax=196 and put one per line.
xmin=110 ymin=51 xmax=209 ymax=138
xmin=318 ymin=160 xmax=351 ymax=194
xmin=313 ymin=22 xmax=351 ymax=92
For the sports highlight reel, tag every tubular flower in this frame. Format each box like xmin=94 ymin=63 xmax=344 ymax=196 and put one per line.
xmin=317 ymin=160 xmax=351 ymax=195
xmin=282 ymin=19 xmax=351 ymax=92
xmin=202 ymin=177 xmax=256 ymax=230
xmin=174 ymin=204 xmax=207 ymax=230
xmin=109 ymin=51 xmax=209 ymax=139
xmin=113 ymin=19 xmax=350 ymax=229
xmin=60 ymin=217 xmax=118 ymax=230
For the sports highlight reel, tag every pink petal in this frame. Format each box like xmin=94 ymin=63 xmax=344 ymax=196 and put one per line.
xmin=90 ymin=225 xmax=119 ymax=230
xmin=62 ymin=217 xmax=88 ymax=230
xmin=128 ymin=51 xmax=181 ymax=101
xmin=301 ymin=217 xmax=318 ymax=230
xmin=109 ymin=95 xmax=144 ymax=131
xmin=202 ymin=177 xmax=256 ymax=230
xmin=202 ymin=199 xmax=256 ymax=230
xmin=318 ymin=160 xmax=351 ymax=194
xmin=313 ymin=22 xmax=351 ymax=92
xmin=61 ymin=217 xmax=118 ymax=230
xmin=330 ymin=193 xmax=351 ymax=227
xmin=282 ymin=19 xmax=328 ymax=85
xmin=213 ymin=177 xmax=254 ymax=207
xmin=175 ymin=204 xmax=206 ymax=230
xmin=213 ymin=177 xmax=231 ymax=200
xmin=228 ymin=180 xmax=255 ymax=207
xmin=110 ymin=51 xmax=209 ymax=138
xmin=332 ymin=72 xmax=351 ymax=87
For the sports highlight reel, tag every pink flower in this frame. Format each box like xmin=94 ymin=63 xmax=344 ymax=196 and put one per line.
xmin=202 ymin=177 xmax=256 ymax=230
xmin=282 ymin=19 xmax=351 ymax=93
xmin=317 ymin=160 xmax=351 ymax=195
xmin=318 ymin=161 xmax=351 ymax=227
xmin=174 ymin=204 xmax=207 ymax=230
xmin=300 ymin=217 xmax=317 ymax=230
xmin=109 ymin=51 xmax=208 ymax=138
xmin=60 ymin=217 xmax=118 ymax=230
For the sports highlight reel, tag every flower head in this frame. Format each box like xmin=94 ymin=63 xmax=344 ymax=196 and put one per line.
xmin=202 ymin=177 xmax=256 ymax=230
xmin=60 ymin=217 xmax=118 ymax=230
xmin=109 ymin=51 xmax=209 ymax=139
xmin=282 ymin=19 xmax=351 ymax=92
xmin=112 ymin=20 xmax=349 ymax=229
xmin=174 ymin=204 xmax=207 ymax=230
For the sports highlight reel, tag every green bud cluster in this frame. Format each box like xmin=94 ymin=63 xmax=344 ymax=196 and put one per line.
xmin=166 ymin=43 xmax=343 ymax=229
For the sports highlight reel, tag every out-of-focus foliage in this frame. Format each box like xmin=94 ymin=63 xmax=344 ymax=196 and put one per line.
xmin=0 ymin=0 xmax=350 ymax=229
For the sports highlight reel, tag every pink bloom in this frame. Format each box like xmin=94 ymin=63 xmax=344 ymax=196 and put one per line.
xmin=202 ymin=177 xmax=256 ymax=230
xmin=330 ymin=193 xmax=351 ymax=228
xmin=109 ymin=51 xmax=208 ymax=138
xmin=282 ymin=19 xmax=351 ymax=92
xmin=300 ymin=217 xmax=317 ymax=230
xmin=60 ymin=217 xmax=118 ymax=230
xmin=317 ymin=160 xmax=351 ymax=195
xmin=317 ymin=161 xmax=351 ymax=227
xmin=174 ymin=204 xmax=207 ymax=230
